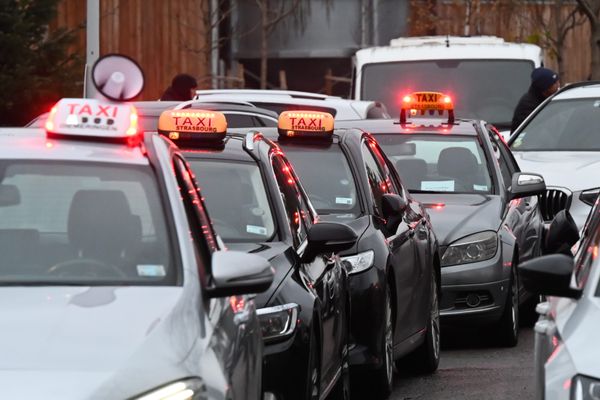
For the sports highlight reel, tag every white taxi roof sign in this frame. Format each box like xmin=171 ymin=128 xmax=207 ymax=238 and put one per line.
xmin=400 ymin=91 xmax=455 ymax=124
xmin=277 ymin=110 xmax=334 ymax=139
xmin=157 ymin=109 xmax=227 ymax=142
xmin=45 ymin=98 xmax=139 ymax=140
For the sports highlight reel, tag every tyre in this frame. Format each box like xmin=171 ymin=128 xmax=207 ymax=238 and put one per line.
xmin=305 ymin=327 xmax=320 ymax=400
xmin=367 ymin=286 xmax=393 ymax=399
xmin=396 ymin=271 xmax=441 ymax=374
xmin=497 ymin=267 xmax=519 ymax=347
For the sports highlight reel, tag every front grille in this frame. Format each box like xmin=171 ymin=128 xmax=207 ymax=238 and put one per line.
xmin=539 ymin=188 xmax=572 ymax=221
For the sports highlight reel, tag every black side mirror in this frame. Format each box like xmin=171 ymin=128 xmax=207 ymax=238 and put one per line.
xmin=544 ymin=210 xmax=579 ymax=255
xmin=381 ymin=193 xmax=407 ymax=232
xmin=509 ymin=172 xmax=546 ymax=200
xmin=519 ymin=254 xmax=581 ymax=299
xmin=208 ymin=250 xmax=274 ymax=297
xmin=302 ymin=222 xmax=357 ymax=262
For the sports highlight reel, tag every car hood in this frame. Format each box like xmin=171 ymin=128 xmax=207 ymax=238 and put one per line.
xmin=0 ymin=286 xmax=212 ymax=399
xmin=413 ymin=193 xmax=502 ymax=246
xmin=513 ymin=151 xmax=600 ymax=192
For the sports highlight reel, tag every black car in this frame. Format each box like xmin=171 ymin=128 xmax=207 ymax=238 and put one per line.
xmin=242 ymin=110 xmax=441 ymax=399
xmin=337 ymin=92 xmax=562 ymax=346
xmin=157 ymin=109 xmax=356 ymax=400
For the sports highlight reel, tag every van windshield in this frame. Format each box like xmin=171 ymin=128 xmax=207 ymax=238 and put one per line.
xmin=361 ymin=60 xmax=533 ymax=128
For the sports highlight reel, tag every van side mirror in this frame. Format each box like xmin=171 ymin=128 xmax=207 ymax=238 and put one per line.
xmin=209 ymin=250 xmax=274 ymax=297
xmin=509 ymin=172 xmax=546 ymax=200
xmin=381 ymin=193 xmax=407 ymax=231
xmin=519 ymin=254 xmax=581 ymax=299
xmin=302 ymin=222 xmax=357 ymax=262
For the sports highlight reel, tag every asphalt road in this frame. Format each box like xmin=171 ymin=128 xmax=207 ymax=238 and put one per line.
xmin=389 ymin=326 xmax=535 ymax=400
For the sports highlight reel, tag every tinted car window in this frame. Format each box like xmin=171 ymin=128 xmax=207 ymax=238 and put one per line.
xmin=376 ymin=134 xmax=493 ymax=194
xmin=511 ymin=99 xmax=600 ymax=151
xmin=279 ymin=143 xmax=360 ymax=217
xmin=361 ymin=60 xmax=533 ymax=127
xmin=0 ymin=161 xmax=173 ymax=285
xmin=187 ymin=159 xmax=276 ymax=242
xmin=361 ymin=141 xmax=389 ymax=215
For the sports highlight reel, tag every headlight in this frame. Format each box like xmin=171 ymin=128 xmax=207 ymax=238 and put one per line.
xmin=580 ymin=188 xmax=600 ymax=207
xmin=256 ymin=303 xmax=299 ymax=343
xmin=135 ymin=378 xmax=207 ymax=400
xmin=341 ymin=250 xmax=375 ymax=275
xmin=441 ymin=231 xmax=498 ymax=267
xmin=571 ymin=375 xmax=600 ymax=400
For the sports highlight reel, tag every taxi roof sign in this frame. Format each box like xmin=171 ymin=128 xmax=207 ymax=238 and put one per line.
xmin=45 ymin=98 xmax=139 ymax=141
xmin=158 ymin=109 xmax=227 ymax=142
xmin=278 ymin=110 xmax=334 ymax=139
xmin=400 ymin=91 xmax=454 ymax=124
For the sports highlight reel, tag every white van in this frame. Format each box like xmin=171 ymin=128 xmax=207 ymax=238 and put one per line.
xmin=353 ymin=36 xmax=542 ymax=131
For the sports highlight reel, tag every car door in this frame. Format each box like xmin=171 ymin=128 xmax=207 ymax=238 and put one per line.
xmin=270 ymin=152 xmax=344 ymax=389
xmin=360 ymin=137 xmax=421 ymax=341
xmin=172 ymin=155 xmax=261 ymax=400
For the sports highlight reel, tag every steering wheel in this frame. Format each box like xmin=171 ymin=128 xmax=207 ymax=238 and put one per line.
xmin=48 ymin=258 xmax=127 ymax=279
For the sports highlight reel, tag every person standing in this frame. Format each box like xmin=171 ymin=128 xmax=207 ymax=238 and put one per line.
xmin=511 ymin=67 xmax=560 ymax=132
xmin=160 ymin=73 xmax=198 ymax=101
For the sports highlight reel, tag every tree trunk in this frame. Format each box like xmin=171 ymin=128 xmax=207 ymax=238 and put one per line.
xmin=591 ymin=25 xmax=600 ymax=79
xmin=260 ymin=1 xmax=268 ymax=89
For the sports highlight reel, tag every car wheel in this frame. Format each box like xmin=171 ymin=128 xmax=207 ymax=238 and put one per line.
xmin=368 ymin=285 xmax=393 ymax=399
xmin=305 ymin=327 xmax=320 ymax=400
xmin=498 ymin=267 xmax=519 ymax=347
xmin=396 ymin=270 xmax=441 ymax=374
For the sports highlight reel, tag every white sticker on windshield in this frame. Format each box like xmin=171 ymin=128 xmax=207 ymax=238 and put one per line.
xmin=137 ymin=264 xmax=166 ymax=278
xmin=336 ymin=197 xmax=353 ymax=205
xmin=421 ymin=180 xmax=455 ymax=192
xmin=247 ymin=225 xmax=268 ymax=235
xmin=474 ymin=184 xmax=488 ymax=191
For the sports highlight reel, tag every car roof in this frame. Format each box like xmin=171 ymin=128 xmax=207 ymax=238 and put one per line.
xmin=133 ymin=101 xmax=279 ymax=118
xmin=551 ymin=83 xmax=600 ymax=101
xmin=178 ymin=133 xmax=263 ymax=163
xmin=0 ymin=128 xmax=148 ymax=164
xmin=335 ymin=118 xmax=480 ymax=136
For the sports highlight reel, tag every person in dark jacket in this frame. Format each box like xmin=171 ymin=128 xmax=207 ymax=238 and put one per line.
xmin=510 ymin=67 xmax=559 ymax=132
xmin=160 ymin=73 xmax=198 ymax=101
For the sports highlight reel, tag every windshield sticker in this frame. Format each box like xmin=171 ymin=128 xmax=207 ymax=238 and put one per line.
xmin=595 ymin=100 xmax=600 ymax=108
xmin=336 ymin=197 xmax=353 ymax=205
xmin=421 ymin=180 xmax=455 ymax=192
xmin=137 ymin=264 xmax=166 ymax=278
xmin=247 ymin=225 xmax=268 ymax=235
xmin=474 ymin=184 xmax=488 ymax=191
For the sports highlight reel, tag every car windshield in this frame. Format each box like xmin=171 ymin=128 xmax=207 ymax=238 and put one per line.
xmin=375 ymin=134 xmax=493 ymax=194
xmin=0 ymin=161 xmax=173 ymax=285
xmin=510 ymin=98 xmax=600 ymax=151
xmin=186 ymin=159 xmax=276 ymax=242
xmin=277 ymin=143 xmax=361 ymax=217
xmin=361 ymin=60 xmax=533 ymax=128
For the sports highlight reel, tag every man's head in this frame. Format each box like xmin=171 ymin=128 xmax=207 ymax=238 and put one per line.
xmin=171 ymin=73 xmax=198 ymax=100
xmin=531 ymin=67 xmax=559 ymax=98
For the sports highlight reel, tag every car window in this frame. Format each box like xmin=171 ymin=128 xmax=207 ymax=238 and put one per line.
xmin=511 ymin=98 xmax=600 ymax=151
xmin=0 ymin=161 xmax=174 ymax=285
xmin=223 ymin=113 xmax=258 ymax=128
xmin=361 ymin=141 xmax=390 ymax=215
xmin=186 ymin=158 xmax=276 ymax=242
xmin=375 ymin=134 xmax=493 ymax=194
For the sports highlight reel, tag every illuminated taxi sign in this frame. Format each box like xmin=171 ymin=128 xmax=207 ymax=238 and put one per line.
xmin=45 ymin=98 xmax=138 ymax=139
xmin=400 ymin=91 xmax=455 ymax=124
xmin=158 ymin=109 xmax=227 ymax=142
xmin=278 ymin=111 xmax=334 ymax=139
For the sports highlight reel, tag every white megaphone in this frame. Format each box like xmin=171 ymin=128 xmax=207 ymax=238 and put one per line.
xmin=92 ymin=54 xmax=144 ymax=102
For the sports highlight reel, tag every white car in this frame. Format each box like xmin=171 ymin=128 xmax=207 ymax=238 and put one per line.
xmin=520 ymin=196 xmax=600 ymax=400
xmin=191 ymin=89 xmax=390 ymax=120
xmin=509 ymin=81 xmax=600 ymax=229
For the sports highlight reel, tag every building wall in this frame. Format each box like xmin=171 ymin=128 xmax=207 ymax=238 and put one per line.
xmin=50 ymin=0 xmax=211 ymax=100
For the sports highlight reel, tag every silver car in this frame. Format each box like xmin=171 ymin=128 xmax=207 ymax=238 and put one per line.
xmin=520 ymin=197 xmax=600 ymax=400
xmin=0 ymin=98 xmax=273 ymax=399
xmin=509 ymin=81 xmax=600 ymax=229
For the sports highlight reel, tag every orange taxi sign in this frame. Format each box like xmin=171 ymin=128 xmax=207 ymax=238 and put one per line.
xmin=45 ymin=98 xmax=138 ymax=139
xmin=158 ymin=109 xmax=227 ymax=141
xmin=277 ymin=111 xmax=334 ymax=139
xmin=399 ymin=91 xmax=455 ymax=124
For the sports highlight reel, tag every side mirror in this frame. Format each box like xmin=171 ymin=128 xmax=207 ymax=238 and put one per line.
xmin=544 ymin=210 xmax=579 ymax=255
xmin=509 ymin=172 xmax=546 ymax=200
xmin=519 ymin=254 xmax=581 ymax=299
xmin=381 ymin=193 xmax=407 ymax=232
xmin=209 ymin=250 xmax=274 ymax=297
xmin=302 ymin=222 xmax=357 ymax=262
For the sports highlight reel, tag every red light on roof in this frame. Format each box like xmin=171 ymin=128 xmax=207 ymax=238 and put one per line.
xmin=45 ymin=106 xmax=58 ymax=131
xmin=402 ymin=95 xmax=412 ymax=103
xmin=425 ymin=202 xmax=445 ymax=210
xmin=443 ymin=96 xmax=452 ymax=104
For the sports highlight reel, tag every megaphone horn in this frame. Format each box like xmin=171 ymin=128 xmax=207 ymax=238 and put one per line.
xmin=92 ymin=53 xmax=144 ymax=102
